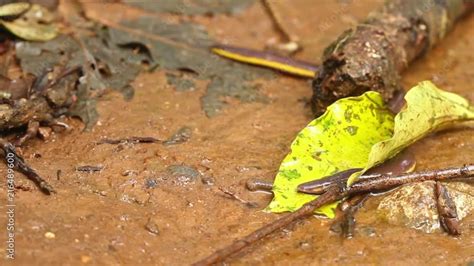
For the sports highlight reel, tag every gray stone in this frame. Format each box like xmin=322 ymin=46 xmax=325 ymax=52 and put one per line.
xmin=167 ymin=165 xmax=200 ymax=185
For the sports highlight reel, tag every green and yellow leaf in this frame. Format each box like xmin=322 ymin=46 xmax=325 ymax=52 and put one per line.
xmin=267 ymin=81 xmax=474 ymax=218
xmin=267 ymin=92 xmax=394 ymax=218
xmin=0 ymin=4 xmax=58 ymax=41
xmin=0 ymin=2 xmax=30 ymax=17
xmin=348 ymin=80 xmax=474 ymax=184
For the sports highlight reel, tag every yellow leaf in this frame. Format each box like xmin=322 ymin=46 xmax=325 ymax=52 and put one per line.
xmin=267 ymin=92 xmax=394 ymax=217
xmin=267 ymin=81 xmax=474 ymax=218
xmin=348 ymin=80 xmax=474 ymax=184
xmin=0 ymin=2 xmax=30 ymax=17
xmin=1 ymin=4 xmax=58 ymax=41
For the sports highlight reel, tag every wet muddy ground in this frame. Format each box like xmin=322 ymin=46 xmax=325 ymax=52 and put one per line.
xmin=1 ymin=1 xmax=473 ymax=265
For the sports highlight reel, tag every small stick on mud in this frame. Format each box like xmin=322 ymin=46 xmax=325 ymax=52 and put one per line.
xmin=76 ymin=165 xmax=104 ymax=173
xmin=261 ymin=0 xmax=300 ymax=54
xmin=218 ymin=187 xmax=259 ymax=208
xmin=97 ymin=136 xmax=160 ymax=145
xmin=0 ymin=139 xmax=55 ymax=194
xmin=194 ymin=165 xmax=474 ymax=265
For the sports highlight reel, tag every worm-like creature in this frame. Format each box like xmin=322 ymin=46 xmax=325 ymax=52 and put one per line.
xmin=212 ymin=44 xmax=318 ymax=78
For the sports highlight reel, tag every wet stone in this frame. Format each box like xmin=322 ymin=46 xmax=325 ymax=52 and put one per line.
xmin=377 ymin=181 xmax=474 ymax=233
xmin=163 ymin=127 xmax=192 ymax=146
xmin=167 ymin=165 xmax=200 ymax=185
xmin=298 ymin=241 xmax=312 ymax=251
xmin=145 ymin=178 xmax=158 ymax=189
xmin=145 ymin=220 xmax=160 ymax=235
xmin=38 ymin=127 xmax=52 ymax=140
xmin=358 ymin=226 xmax=376 ymax=237
xmin=199 ymin=158 xmax=213 ymax=170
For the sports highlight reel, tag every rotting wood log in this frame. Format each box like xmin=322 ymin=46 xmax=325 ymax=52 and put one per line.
xmin=312 ymin=0 xmax=474 ymax=115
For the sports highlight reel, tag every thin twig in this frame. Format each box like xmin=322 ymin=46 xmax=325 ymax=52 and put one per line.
xmin=193 ymin=187 xmax=342 ymax=266
xmin=261 ymin=0 xmax=292 ymax=43
xmin=96 ymin=136 xmax=160 ymax=145
xmin=0 ymin=139 xmax=55 ymax=194
xmin=218 ymin=187 xmax=259 ymax=208
xmin=261 ymin=0 xmax=300 ymax=54
xmin=348 ymin=165 xmax=474 ymax=193
xmin=193 ymin=165 xmax=474 ymax=265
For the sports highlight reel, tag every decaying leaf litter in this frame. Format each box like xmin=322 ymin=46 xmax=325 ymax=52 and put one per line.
xmin=1 ymin=0 xmax=272 ymax=131
xmin=0 ymin=0 xmax=273 ymax=191
xmin=0 ymin=0 xmax=472 ymax=266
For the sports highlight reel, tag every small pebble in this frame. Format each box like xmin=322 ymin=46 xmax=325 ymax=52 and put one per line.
xmin=163 ymin=126 xmax=192 ymax=146
xmin=145 ymin=178 xmax=158 ymax=189
xmin=358 ymin=226 xmax=376 ymax=237
xmin=167 ymin=165 xmax=200 ymax=185
xmin=119 ymin=215 xmax=129 ymax=222
xmin=38 ymin=127 xmax=52 ymax=140
xmin=122 ymin=170 xmax=138 ymax=176
xmin=200 ymin=158 xmax=212 ymax=169
xmin=145 ymin=220 xmax=160 ymax=235
xmin=81 ymin=255 xmax=91 ymax=263
xmin=298 ymin=241 xmax=311 ymax=251
xmin=44 ymin=231 xmax=55 ymax=239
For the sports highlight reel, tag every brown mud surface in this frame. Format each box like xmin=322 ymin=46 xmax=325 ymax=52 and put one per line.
xmin=1 ymin=1 xmax=473 ymax=265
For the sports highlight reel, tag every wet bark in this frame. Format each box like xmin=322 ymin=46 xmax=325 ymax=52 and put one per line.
xmin=311 ymin=0 xmax=474 ymax=115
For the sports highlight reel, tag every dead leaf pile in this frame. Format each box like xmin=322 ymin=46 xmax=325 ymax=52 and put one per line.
xmin=0 ymin=0 xmax=269 ymax=134
xmin=15 ymin=31 xmax=146 ymax=128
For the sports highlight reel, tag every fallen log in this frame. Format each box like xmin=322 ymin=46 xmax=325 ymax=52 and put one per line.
xmin=312 ymin=0 xmax=474 ymax=115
